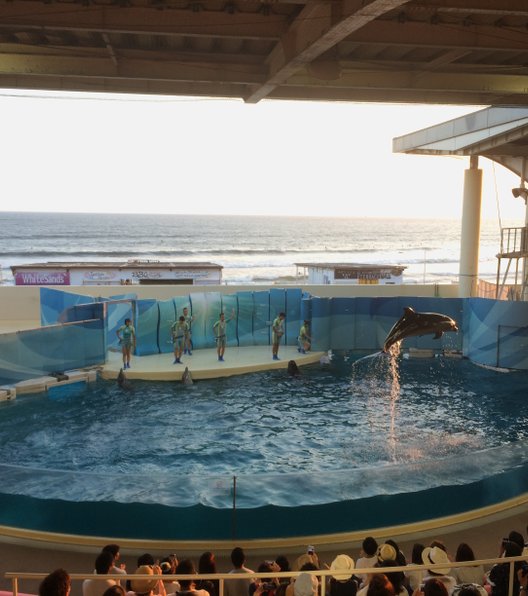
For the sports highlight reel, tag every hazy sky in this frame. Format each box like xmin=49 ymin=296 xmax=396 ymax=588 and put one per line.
xmin=0 ymin=90 xmax=524 ymax=221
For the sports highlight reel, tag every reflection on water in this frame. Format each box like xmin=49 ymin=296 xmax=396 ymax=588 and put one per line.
xmin=0 ymin=355 xmax=528 ymax=507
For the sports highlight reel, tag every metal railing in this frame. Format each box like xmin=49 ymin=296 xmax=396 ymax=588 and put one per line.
xmin=5 ymin=556 xmax=527 ymax=596
xmin=499 ymin=227 xmax=528 ymax=256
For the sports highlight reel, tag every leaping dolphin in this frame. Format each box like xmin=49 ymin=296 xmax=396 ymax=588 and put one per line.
xmin=383 ymin=307 xmax=458 ymax=353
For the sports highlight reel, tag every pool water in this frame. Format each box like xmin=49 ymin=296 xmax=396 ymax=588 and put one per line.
xmin=1 ymin=354 xmax=528 ymax=509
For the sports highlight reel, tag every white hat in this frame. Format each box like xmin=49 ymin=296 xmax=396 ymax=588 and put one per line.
xmin=377 ymin=543 xmax=397 ymax=563
xmin=330 ymin=555 xmax=355 ymax=581
xmin=421 ymin=546 xmax=451 ymax=575
xmin=294 ymin=573 xmax=318 ymax=596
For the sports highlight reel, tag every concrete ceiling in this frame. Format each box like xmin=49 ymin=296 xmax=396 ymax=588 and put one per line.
xmin=0 ymin=0 xmax=528 ymax=104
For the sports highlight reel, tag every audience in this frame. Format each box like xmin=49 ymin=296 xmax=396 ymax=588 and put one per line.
xmin=406 ymin=544 xmax=425 ymax=592
xmin=224 ymin=547 xmax=255 ymax=596
xmin=83 ymin=552 xmax=117 ymax=596
xmin=24 ymin=529 xmax=528 ymax=596
xmin=421 ymin=579 xmax=449 ymax=596
xmin=174 ymin=559 xmax=209 ymax=596
xmin=366 ymin=575 xmax=394 ymax=596
xmin=196 ymin=551 xmax=218 ymax=596
xmin=39 ymin=569 xmax=71 ymax=596
xmin=329 ymin=554 xmax=358 ymax=596
xmin=421 ymin=547 xmax=456 ymax=595
xmin=129 ymin=565 xmax=162 ymax=596
xmin=293 ymin=573 xmax=318 ymax=596
xmin=357 ymin=538 xmax=379 ymax=584
xmin=487 ymin=540 xmax=523 ymax=596
xmin=453 ymin=544 xmax=485 ymax=586
xmin=102 ymin=545 xmax=126 ymax=576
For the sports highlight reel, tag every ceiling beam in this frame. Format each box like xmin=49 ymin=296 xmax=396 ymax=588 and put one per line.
xmin=407 ymin=0 xmax=528 ymax=19
xmin=0 ymin=4 xmax=287 ymax=41
xmin=245 ymin=0 xmax=412 ymax=103
xmin=345 ymin=20 xmax=528 ymax=51
xmin=0 ymin=52 xmax=265 ymax=84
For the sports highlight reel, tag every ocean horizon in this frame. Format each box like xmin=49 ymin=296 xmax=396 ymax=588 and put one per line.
xmin=0 ymin=211 xmax=514 ymax=285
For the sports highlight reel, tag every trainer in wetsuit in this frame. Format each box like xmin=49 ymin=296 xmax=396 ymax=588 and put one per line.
xmin=116 ymin=318 xmax=136 ymax=369
xmin=171 ymin=316 xmax=188 ymax=364
xmin=182 ymin=306 xmax=194 ymax=355
xmin=213 ymin=310 xmax=234 ymax=362
xmin=272 ymin=312 xmax=286 ymax=360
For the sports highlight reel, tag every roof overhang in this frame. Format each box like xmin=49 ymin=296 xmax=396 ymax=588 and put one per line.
xmin=393 ymin=106 xmax=528 ymax=181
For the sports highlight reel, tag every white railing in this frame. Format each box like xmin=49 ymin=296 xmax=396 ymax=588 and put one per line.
xmin=5 ymin=556 xmax=527 ymax=596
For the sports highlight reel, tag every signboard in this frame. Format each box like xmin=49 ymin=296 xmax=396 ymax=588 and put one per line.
xmin=15 ymin=271 xmax=70 ymax=286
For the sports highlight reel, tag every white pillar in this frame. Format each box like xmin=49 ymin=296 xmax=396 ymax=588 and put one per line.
xmin=459 ymin=155 xmax=483 ymax=298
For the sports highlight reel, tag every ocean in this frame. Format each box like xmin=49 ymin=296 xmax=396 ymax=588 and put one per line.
xmin=0 ymin=211 xmax=513 ymax=285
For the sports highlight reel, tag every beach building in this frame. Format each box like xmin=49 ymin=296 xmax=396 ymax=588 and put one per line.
xmin=10 ymin=260 xmax=223 ymax=286
xmin=295 ymin=262 xmax=406 ymax=285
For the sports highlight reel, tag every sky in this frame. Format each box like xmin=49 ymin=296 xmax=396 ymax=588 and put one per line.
xmin=0 ymin=90 xmax=525 ymax=221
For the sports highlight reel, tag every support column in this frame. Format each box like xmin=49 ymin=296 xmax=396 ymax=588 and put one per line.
xmin=459 ymin=155 xmax=483 ymax=298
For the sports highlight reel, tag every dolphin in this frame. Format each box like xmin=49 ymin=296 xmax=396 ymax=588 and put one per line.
xmin=383 ymin=307 xmax=458 ymax=353
xmin=117 ymin=367 xmax=133 ymax=390
xmin=287 ymin=360 xmax=301 ymax=376
xmin=182 ymin=366 xmax=193 ymax=385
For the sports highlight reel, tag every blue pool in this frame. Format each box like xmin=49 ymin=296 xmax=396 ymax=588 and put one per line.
xmin=1 ymin=354 xmax=528 ymax=540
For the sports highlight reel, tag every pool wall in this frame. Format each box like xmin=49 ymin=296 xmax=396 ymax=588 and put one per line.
xmin=2 ymin=289 xmax=528 ymax=383
xmin=1 ymin=460 xmax=528 ymax=540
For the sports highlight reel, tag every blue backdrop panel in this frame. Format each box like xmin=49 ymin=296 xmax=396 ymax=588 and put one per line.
xmin=354 ymin=297 xmax=383 ymax=351
xmin=62 ymin=302 xmax=104 ymax=324
xmin=158 ymin=299 xmax=177 ymax=354
xmin=253 ymin=291 xmax=270 ymax=346
xmin=270 ymin=288 xmax=286 ymax=343
xmin=2 ymin=320 xmax=106 ymax=382
xmin=329 ymin=298 xmax=356 ymax=350
xmin=237 ymin=292 xmax=254 ymax=347
xmin=498 ymin=324 xmax=528 ymax=369
xmin=285 ymin=288 xmax=302 ymax=346
xmin=311 ymin=297 xmax=331 ymax=351
xmin=206 ymin=292 xmax=224 ymax=348
xmin=174 ymin=296 xmax=191 ymax=319
xmin=222 ymin=294 xmax=239 ymax=347
xmin=107 ymin=301 xmax=135 ymax=352
xmin=465 ymin=298 xmax=528 ymax=369
xmin=187 ymin=293 xmax=208 ymax=349
xmin=40 ymin=288 xmax=94 ymax=326
xmin=135 ymin=300 xmax=160 ymax=356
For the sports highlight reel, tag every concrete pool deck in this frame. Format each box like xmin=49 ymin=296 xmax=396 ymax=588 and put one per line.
xmin=101 ymin=346 xmax=325 ymax=381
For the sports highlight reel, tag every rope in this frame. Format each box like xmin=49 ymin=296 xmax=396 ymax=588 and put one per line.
xmin=492 ymin=161 xmax=503 ymax=231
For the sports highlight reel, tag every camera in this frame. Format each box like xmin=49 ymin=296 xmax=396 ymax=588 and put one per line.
xmin=262 ymin=583 xmax=276 ymax=591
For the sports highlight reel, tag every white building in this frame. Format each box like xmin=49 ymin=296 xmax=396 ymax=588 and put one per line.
xmin=11 ymin=260 xmax=223 ymax=286
xmin=295 ymin=262 xmax=406 ymax=285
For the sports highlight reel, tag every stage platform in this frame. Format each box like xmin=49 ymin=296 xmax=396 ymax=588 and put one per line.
xmin=101 ymin=346 xmax=325 ymax=381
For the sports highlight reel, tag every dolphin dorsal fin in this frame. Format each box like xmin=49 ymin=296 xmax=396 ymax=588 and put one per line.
xmin=403 ymin=307 xmax=415 ymax=316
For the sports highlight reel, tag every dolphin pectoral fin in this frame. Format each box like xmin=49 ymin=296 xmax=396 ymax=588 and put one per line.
xmin=433 ymin=331 xmax=443 ymax=339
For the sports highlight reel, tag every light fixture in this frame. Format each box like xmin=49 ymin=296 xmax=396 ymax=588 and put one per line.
xmin=512 ymin=187 xmax=528 ymax=200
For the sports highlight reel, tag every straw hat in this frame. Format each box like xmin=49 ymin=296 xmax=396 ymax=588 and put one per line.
xmin=377 ymin=544 xmax=397 ymax=564
xmin=130 ymin=565 xmax=159 ymax=595
xmin=294 ymin=573 xmax=318 ymax=596
xmin=421 ymin=546 xmax=451 ymax=575
xmin=330 ymin=555 xmax=355 ymax=581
